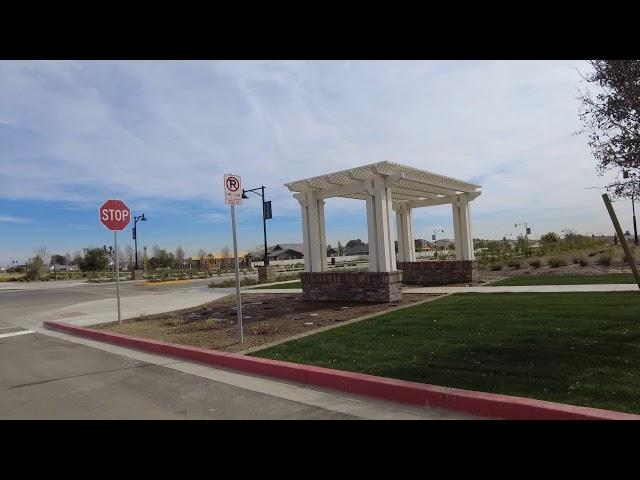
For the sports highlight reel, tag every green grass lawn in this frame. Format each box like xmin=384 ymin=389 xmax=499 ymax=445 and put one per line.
xmin=0 ymin=273 xmax=23 ymax=282
xmin=252 ymin=292 xmax=640 ymax=414
xmin=488 ymin=273 xmax=638 ymax=286
xmin=251 ymin=280 xmax=302 ymax=290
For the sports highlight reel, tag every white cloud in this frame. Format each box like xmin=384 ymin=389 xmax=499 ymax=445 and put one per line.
xmin=0 ymin=215 xmax=31 ymax=223
xmin=0 ymin=60 xmax=624 ymax=239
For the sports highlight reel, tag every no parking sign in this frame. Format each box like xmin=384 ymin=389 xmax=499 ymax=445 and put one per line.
xmin=224 ymin=174 xmax=242 ymax=205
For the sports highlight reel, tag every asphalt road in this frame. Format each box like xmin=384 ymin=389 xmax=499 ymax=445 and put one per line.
xmin=0 ymin=278 xmax=469 ymax=419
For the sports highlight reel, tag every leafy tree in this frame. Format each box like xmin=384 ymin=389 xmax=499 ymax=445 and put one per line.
xmin=50 ymin=254 xmax=67 ymax=266
xmin=79 ymin=247 xmax=109 ymax=272
xmin=25 ymin=247 xmax=48 ymax=280
xmin=346 ymin=239 xmax=363 ymax=248
xmin=540 ymin=232 xmax=560 ymax=243
xmin=578 ymin=60 xmax=640 ymax=199
xmin=149 ymin=249 xmax=175 ymax=269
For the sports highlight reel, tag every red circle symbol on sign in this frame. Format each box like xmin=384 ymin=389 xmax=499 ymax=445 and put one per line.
xmin=226 ymin=176 xmax=240 ymax=192
xmin=99 ymin=199 xmax=131 ymax=231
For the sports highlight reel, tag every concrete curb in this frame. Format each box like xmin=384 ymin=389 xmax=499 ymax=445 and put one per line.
xmin=43 ymin=320 xmax=640 ymax=420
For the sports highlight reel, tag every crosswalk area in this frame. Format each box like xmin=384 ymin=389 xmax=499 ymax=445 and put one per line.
xmin=0 ymin=326 xmax=35 ymax=339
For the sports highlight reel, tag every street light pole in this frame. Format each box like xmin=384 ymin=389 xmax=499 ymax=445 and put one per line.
xmin=242 ymin=186 xmax=270 ymax=266
xmin=633 ymin=193 xmax=638 ymax=246
xmin=133 ymin=213 xmax=146 ymax=270
xmin=432 ymin=229 xmax=444 ymax=259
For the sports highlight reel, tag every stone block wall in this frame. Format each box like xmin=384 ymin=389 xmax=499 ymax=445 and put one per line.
xmin=397 ymin=261 xmax=478 ymax=285
xmin=300 ymin=271 xmax=403 ymax=303
xmin=257 ymin=265 xmax=277 ymax=284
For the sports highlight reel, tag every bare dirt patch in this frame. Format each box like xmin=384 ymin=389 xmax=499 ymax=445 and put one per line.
xmin=94 ymin=293 xmax=439 ymax=353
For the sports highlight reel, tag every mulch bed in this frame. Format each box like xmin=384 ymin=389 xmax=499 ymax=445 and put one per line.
xmin=94 ymin=293 xmax=439 ymax=353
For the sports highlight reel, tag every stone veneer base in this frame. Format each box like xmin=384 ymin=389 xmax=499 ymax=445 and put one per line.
xmin=257 ymin=265 xmax=277 ymax=284
xmin=397 ymin=260 xmax=478 ymax=286
xmin=301 ymin=271 xmax=403 ymax=303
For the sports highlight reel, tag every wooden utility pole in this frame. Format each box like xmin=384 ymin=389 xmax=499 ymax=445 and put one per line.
xmin=602 ymin=194 xmax=640 ymax=290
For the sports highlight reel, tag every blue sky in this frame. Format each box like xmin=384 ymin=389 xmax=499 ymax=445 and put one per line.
xmin=0 ymin=60 xmax=632 ymax=265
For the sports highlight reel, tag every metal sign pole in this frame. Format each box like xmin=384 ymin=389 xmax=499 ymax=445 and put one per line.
xmin=231 ymin=203 xmax=243 ymax=342
xmin=114 ymin=231 xmax=122 ymax=324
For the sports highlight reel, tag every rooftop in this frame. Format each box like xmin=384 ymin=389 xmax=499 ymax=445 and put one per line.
xmin=284 ymin=161 xmax=481 ymax=203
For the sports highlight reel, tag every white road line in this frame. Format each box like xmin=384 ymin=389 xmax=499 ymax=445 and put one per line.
xmin=0 ymin=330 xmax=35 ymax=339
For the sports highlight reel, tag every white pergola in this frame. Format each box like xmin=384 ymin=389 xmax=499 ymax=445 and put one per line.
xmin=285 ymin=161 xmax=482 ymax=273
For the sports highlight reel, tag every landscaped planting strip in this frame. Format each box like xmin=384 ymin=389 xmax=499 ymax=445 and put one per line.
xmin=43 ymin=320 xmax=640 ymax=420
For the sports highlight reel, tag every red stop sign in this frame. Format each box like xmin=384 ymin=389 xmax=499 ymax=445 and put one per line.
xmin=99 ymin=199 xmax=131 ymax=231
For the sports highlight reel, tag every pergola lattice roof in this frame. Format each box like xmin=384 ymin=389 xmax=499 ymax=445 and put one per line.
xmin=284 ymin=161 xmax=481 ymax=203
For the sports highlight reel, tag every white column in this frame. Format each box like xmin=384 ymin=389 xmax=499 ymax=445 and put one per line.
xmin=373 ymin=176 xmax=395 ymax=272
xmin=451 ymin=196 xmax=463 ymax=261
xmin=458 ymin=195 xmax=474 ymax=261
xmin=366 ymin=194 xmax=379 ymax=272
xmin=405 ymin=207 xmax=415 ymax=261
xmin=395 ymin=204 xmax=415 ymax=263
xmin=297 ymin=197 xmax=312 ymax=272
xmin=396 ymin=209 xmax=406 ymax=262
xmin=318 ymin=198 xmax=328 ymax=271
xmin=305 ymin=190 xmax=325 ymax=272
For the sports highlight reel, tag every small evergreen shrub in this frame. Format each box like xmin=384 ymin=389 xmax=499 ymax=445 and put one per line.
xmin=597 ymin=254 xmax=612 ymax=266
xmin=548 ymin=257 xmax=567 ymax=268
xmin=529 ymin=259 xmax=542 ymax=268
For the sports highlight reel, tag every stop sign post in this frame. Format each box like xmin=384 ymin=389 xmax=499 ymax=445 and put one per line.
xmin=99 ymin=199 xmax=131 ymax=324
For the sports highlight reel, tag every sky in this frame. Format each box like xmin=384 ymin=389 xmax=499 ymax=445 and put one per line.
xmin=0 ymin=60 xmax=633 ymax=265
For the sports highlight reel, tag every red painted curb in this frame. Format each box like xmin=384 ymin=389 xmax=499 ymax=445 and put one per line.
xmin=44 ymin=320 xmax=640 ymax=420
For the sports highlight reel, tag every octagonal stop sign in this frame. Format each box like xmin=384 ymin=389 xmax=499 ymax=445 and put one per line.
xmin=99 ymin=199 xmax=131 ymax=231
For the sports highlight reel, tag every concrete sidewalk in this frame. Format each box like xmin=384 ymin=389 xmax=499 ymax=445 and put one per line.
xmin=35 ymin=287 xmax=231 ymax=327
xmin=404 ymin=284 xmax=639 ymax=294
xmin=244 ymin=284 xmax=639 ymax=295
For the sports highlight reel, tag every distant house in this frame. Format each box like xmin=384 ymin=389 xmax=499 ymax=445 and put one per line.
xmin=188 ymin=251 xmax=250 ymax=270
xmin=268 ymin=244 xmax=305 ymax=261
xmin=247 ymin=243 xmax=338 ymax=264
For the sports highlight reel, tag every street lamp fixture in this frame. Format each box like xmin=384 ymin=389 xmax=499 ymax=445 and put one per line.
xmin=241 ymin=186 xmax=272 ymax=266
xmin=432 ymin=229 xmax=444 ymax=258
xmin=622 ymin=170 xmax=638 ymax=246
xmin=515 ymin=222 xmax=530 ymax=238
xmin=133 ymin=213 xmax=147 ymax=270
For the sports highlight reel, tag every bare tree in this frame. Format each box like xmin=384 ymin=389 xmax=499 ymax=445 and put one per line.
xmin=175 ymin=246 xmax=185 ymax=270
xmin=35 ymin=246 xmax=49 ymax=265
xmin=197 ymin=248 xmax=208 ymax=271
xmin=124 ymin=245 xmax=134 ymax=270
xmin=151 ymin=245 xmax=162 ymax=258
xmin=221 ymin=245 xmax=231 ymax=258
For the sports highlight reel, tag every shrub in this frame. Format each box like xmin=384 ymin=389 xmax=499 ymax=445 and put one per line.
xmin=507 ymin=260 xmax=522 ymax=269
xmin=597 ymin=254 xmax=612 ymax=266
xmin=249 ymin=321 xmax=279 ymax=335
xmin=490 ymin=264 xmax=503 ymax=271
xmin=579 ymin=257 xmax=589 ymax=267
xmin=548 ymin=257 xmax=567 ymax=268
xmin=571 ymin=255 xmax=581 ymax=264
xmin=529 ymin=259 xmax=542 ymax=268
